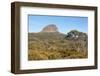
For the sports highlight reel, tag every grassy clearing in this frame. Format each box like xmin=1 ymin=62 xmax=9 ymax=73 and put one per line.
xmin=28 ymin=32 xmax=88 ymax=60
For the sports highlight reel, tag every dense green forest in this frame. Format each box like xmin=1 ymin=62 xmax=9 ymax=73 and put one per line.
xmin=28 ymin=30 xmax=88 ymax=60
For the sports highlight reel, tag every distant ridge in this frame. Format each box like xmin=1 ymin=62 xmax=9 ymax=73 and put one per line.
xmin=42 ymin=24 xmax=58 ymax=32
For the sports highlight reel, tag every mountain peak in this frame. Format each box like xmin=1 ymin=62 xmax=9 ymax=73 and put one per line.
xmin=42 ymin=24 xmax=58 ymax=32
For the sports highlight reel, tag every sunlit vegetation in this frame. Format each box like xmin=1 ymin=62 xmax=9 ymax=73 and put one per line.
xmin=28 ymin=30 xmax=88 ymax=60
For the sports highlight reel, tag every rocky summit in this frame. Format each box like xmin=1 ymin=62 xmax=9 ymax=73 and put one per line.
xmin=42 ymin=24 xmax=58 ymax=32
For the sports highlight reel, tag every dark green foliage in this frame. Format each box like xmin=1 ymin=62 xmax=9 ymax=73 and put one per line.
xmin=65 ymin=30 xmax=87 ymax=41
xmin=28 ymin=30 xmax=88 ymax=60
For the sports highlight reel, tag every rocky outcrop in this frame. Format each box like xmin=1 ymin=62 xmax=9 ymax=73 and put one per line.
xmin=42 ymin=24 xmax=58 ymax=32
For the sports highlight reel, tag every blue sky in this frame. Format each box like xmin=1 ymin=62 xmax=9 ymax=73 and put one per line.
xmin=28 ymin=15 xmax=88 ymax=34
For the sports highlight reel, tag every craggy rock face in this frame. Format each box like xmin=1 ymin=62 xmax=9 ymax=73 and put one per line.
xmin=42 ymin=24 xmax=58 ymax=32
